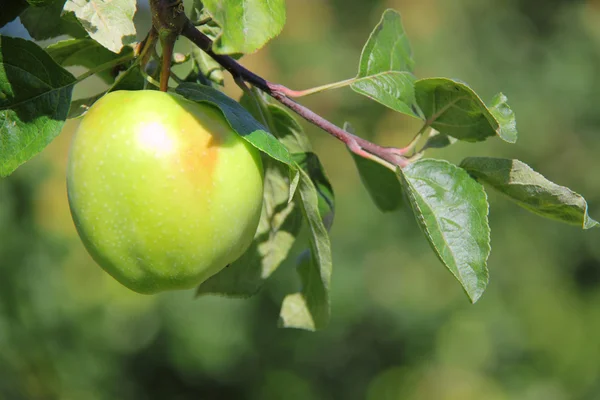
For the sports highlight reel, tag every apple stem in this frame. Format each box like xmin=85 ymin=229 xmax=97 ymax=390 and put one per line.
xmin=159 ymin=34 xmax=176 ymax=92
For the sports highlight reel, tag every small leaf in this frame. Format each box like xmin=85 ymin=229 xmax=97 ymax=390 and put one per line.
xmin=415 ymin=78 xmax=518 ymax=143
xmin=64 ymin=0 xmax=137 ymax=53
xmin=20 ymin=0 xmax=86 ymax=40
xmin=176 ymin=83 xmax=293 ymax=166
xmin=46 ymin=38 xmax=132 ymax=83
xmin=421 ymin=130 xmax=457 ymax=150
xmin=1 ymin=36 xmax=75 ymax=177
xmin=294 ymin=152 xmax=335 ymax=231
xmin=351 ymin=72 xmax=417 ymax=117
xmin=398 ymin=159 xmax=491 ymax=302
xmin=345 ymin=122 xmax=403 ymax=212
xmin=460 ymin=157 xmax=599 ymax=229
xmin=202 ymin=0 xmax=286 ymax=55
xmin=351 ymin=153 xmax=403 ymax=212
xmin=488 ymin=93 xmax=517 ymax=144
xmin=351 ymin=9 xmax=417 ymax=117
xmin=358 ymin=9 xmax=414 ymax=74
xmin=197 ymin=159 xmax=303 ymax=296
xmin=239 ymin=91 xmax=312 ymax=154
xmin=280 ymin=167 xmax=332 ymax=331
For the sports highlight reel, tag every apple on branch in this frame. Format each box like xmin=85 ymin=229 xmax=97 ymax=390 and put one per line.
xmin=67 ymin=90 xmax=264 ymax=294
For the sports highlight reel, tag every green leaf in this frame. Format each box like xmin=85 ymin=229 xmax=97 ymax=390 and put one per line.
xmin=351 ymin=153 xmax=403 ymax=212
xmin=0 ymin=0 xmax=28 ymax=29
xmin=0 ymin=36 xmax=75 ymax=177
xmin=351 ymin=9 xmax=417 ymax=117
xmin=398 ymin=159 xmax=491 ymax=302
xmin=358 ymin=9 xmax=414 ymax=74
xmin=176 ymin=83 xmax=293 ymax=166
xmin=189 ymin=46 xmax=225 ymax=86
xmin=197 ymin=159 xmax=303 ymax=297
xmin=487 ymin=93 xmax=517 ymax=144
xmin=294 ymin=152 xmax=335 ymax=231
xmin=26 ymin=0 xmax=56 ymax=5
xmin=344 ymin=122 xmax=403 ymax=212
xmin=240 ymin=91 xmax=312 ymax=154
xmin=460 ymin=157 xmax=599 ymax=229
xmin=421 ymin=130 xmax=457 ymax=151
xmin=64 ymin=0 xmax=137 ymax=54
xmin=280 ymin=167 xmax=332 ymax=331
xmin=187 ymin=4 xmax=227 ymax=86
xmin=415 ymin=78 xmax=518 ymax=143
xmin=46 ymin=38 xmax=132 ymax=84
xmin=196 ymin=92 xmax=311 ymax=297
xmin=20 ymin=0 xmax=86 ymax=40
xmin=201 ymin=0 xmax=286 ymax=55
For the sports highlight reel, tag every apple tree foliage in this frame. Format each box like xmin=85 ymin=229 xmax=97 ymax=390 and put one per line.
xmin=0 ymin=0 xmax=597 ymax=331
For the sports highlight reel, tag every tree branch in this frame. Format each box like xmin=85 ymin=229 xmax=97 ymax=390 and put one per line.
xmin=180 ymin=20 xmax=409 ymax=169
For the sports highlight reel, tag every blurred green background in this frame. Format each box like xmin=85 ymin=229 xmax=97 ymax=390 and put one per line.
xmin=2 ymin=0 xmax=600 ymax=398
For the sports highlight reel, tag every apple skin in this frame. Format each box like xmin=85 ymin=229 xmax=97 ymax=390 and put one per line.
xmin=67 ymin=90 xmax=264 ymax=294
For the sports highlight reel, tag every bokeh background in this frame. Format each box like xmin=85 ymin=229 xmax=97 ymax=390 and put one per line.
xmin=2 ymin=0 xmax=600 ymax=398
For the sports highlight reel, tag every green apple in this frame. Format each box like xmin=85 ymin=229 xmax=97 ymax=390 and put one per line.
xmin=67 ymin=90 xmax=264 ymax=294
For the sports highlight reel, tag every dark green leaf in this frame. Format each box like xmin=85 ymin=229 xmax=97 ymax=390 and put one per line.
xmin=351 ymin=9 xmax=417 ymax=117
xmin=0 ymin=36 xmax=75 ymax=177
xmin=46 ymin=38 xmax=132 ymax=83
xmin=240 ymin=91 xmax=312 ymax=154
xmin=421 ymin=130 xmax=457 ymax=150
xmin=351 ymin=153 xmax=403 ymax=212
xmin=26 ymin=0 xmax=56 ymax=5
xmin=64 ymin=0 xmax=137 ymax=53
xmin=345 ymin=122 xmax=403 ymax=212
xmin=20 ymin=0 xmax=86 ymax=40
xmin=398 ymin=159 xmax=491 ymax=302
xmin=415 ymin=78 xmax=518 ymax=143
xmin=176 ymin=83 xmax=293 ymax=166
xmin=280 ymin=167 xmax=332 ymax=331
xmin=202 ymin=0 xmax=286 ymax=55
xmin=460 ymin=157 xmax=598 ymax=229
xmin=0 ymin=0 xmax=28 ymax=29
xmin=197 ymin=159 xmax=303 ymax=297
xmin=110 ymin=63 xmax=144 ymax=91
xmin=294 ymin=153 xmax=335 ymax=231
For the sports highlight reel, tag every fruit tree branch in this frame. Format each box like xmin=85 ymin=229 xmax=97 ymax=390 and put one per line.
xmin=180 ymin=22 xmax=409 ymax=169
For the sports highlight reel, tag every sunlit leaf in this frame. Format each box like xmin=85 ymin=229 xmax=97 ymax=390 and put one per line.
xmin=398 ymin=159 xmax=491 ymax=302
xmin=64 ymin=0 xmax=137 ymax=53
xmin=47 ymin=38 xmax=133 ymax=83
xmin=461 ymin=157 xmax=598 ymax=229
xmin=351 ymin=9 xmax=417 ymax=117
xmin=0 ymin=36 xmax=75 ymax=176
xmin=197 ymin=159 xmax=302 ymax=296
xmin=176 ymin=83 xmax=293 ymax=166
xmin=280 ymin=167 xmax=332 ymax=331
xmin=201 ymin=0 xmax=286 ymax=54
xmin=415 ymin=78 xmax=518 ymax=143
